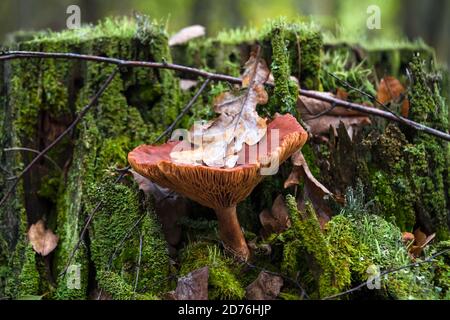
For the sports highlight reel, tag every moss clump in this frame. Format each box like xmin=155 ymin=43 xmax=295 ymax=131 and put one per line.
xmin=96 ymin=270 xmax=158 ymax=300
xmin=17 ymin=245 xmax=40 ymax=297
xmin=337 ymin=185 xmax=441 ymax=300
xmin=320 ymin=50 xmax=376 ymax=104
xmin=281 ymin=195 xmax=345 ymax=298
xmin=407 ymin=55 xmax=449 ymax=239
xmin=87 ymin=178 xmax=169 ymax=296
xmin=179 ymin=242 xmax=245 ymax=300
xmin=266 ymin=23 xmax=298 ymax=116
xmin=325 ymin=215 xmax=372 ymax=284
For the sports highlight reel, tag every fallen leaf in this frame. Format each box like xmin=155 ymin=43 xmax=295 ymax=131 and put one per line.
xmin=259 ymin=194 xmax=291 ymax=237
xmin=409 ymin=228 xmax=436 ymax=257
xmin=169 ymin=25 xmax=206 ymax=46
xmin=170 ymin=48 xmax=269 ymax=168
xmin=335 ymin=87 xmax=349 ymax=101
xmin=174 ymin=266 xmax=209 ymax=300
xmin=285 ymin=150 xmax=334 ymax=227
xmin=28 ymin=220 xmax=58 ymax=256
xmin=297 ymin=93 xmax=371 ymax=139
xmin=246 ymin=271 xmax=283 ymax=300
xmin=376 ymin=76 xmax=409 ymax=117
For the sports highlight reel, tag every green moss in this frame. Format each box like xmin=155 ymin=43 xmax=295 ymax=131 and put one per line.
xmin=267 ymin=23 xmax=298 ymax=116
xmin=325 ymin=215 xmax=372 ymax=283
xmin=87 ymin=178 xmax=169 ymax=295
xmin=96 ymin=270 xmax=158 ymax=300
xmin=17 ymin=245 xmax=40 ymax=296
xmin=320 ymin=50 xmax=376 ymax=104
xmin=282 ymin=195 xmax=345 ymax=298
xmin=179 ymin=242 xmax=245 ymax=300
xmin=407 ymin=55 xmax=449 ymax=239
xmin=339 ymin=187 xmax=440 ymax=299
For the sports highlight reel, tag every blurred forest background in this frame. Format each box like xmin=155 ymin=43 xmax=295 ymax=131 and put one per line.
xmin=0 ymin=0 xmax=449 ymax=67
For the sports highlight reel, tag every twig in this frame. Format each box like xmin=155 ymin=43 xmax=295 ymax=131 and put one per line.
xmin=107 ymin=212 xmax=147 ymax=269
xmin=0 ymin=67 xmax=120 ymax=208
xmin=1 ymin=50 xmax=448 ymax=141
xmin=300 ymin=90 xmax=450 ymax=141
xmin=0 ymin=51 xmax=239 ymax=84
xmin=134 ymin=232 xmax=144 ymax=294
xmin=322 ymin=248 xmax=450 ymax=300
xmin=306 ymin=102 xmax=337 ymax=120
xmin=59 ymin=170 xmax=127 ymax=277
xmin=326 ymin=71 xmax=414 ymax=127
xmin=4 ymin=147 xmax=62 ymax=172
xmin=154 ymin=77 xmax=211 ymax=143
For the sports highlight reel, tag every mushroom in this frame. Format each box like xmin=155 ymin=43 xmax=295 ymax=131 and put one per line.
xmin=129 ymin=114 xmax=307 ymax=261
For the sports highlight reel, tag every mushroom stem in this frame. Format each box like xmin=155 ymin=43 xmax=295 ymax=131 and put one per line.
xmin=215 ymin=206 xmax=250 ymax=261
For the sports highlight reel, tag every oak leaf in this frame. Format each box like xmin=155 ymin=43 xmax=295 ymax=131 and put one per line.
xmin=28 ymin=220 xmax=58 ymax=256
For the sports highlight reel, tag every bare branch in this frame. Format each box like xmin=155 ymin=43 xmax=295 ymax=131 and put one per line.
xmin=1 ymin=50 xmax=448 ymax=141
xmin=0 ymin=67 xmax=120 ymax=208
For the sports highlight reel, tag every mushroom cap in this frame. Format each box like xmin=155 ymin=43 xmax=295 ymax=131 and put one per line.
xmin=128 ymin=114 xmax=308 ymax=209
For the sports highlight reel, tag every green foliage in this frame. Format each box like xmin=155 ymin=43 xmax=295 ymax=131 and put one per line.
xmin=267 ymin=23 xmax=298 ymax=116
xmin=17 ymin=245 xmax=40 ymax=296
xmin=179 ymin=242 xmax=245 ymax=300
xmin=281 ymin=195 xmax=345 ymax=298
xmin=87 ymin=178 xmax=169 ymax=295
xmin=320 ymin=50 xmax=376 ymax=103
xmin=339 ymin=185 xmax=442 ymax=299
xmin=96 ymin=270 xmax=158 ymax=300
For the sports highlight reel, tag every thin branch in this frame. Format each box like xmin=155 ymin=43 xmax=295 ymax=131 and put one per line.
xmin=306 ymin=102 xmax=337 ymax=120
xmin=0 ymin=51 xmax=239 ymax=84
xmin=326 ymin=71 xmax=412 ymax=126
xmin=134 ymin=232 xmax=144 ymax=294
xmin=0 ymin=67 xmax=120 ymax=208
xmin=322 ymin=248 xmax=450 ymax=300
xmin=4 ymin=147 xmax=62 ymax=172
xmin=1 ymin=50 xmax=448 ymax=141
xmin=59 ymin=170 xmax=127 ymax=277
xmin=154 ymin=77 xmax=211 ymax=143
xmin=300 ymin=90 xmax=450 ymax=141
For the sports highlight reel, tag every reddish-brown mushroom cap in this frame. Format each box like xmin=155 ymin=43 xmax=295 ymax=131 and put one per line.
xmin=129 ymin=114 xmax=307 ymax=209
xmin=128 ymin=113 xmax=308 ymax=260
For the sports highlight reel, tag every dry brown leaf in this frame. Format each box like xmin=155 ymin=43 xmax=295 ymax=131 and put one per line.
xmin=377 ymin=76 xmax=410 ymax=117
xmin=409 ymin=228 xmax=436 ymax=257
xmin=28 ymin=220 xmax=58 ymax=256
xmin=259 ymin=194 xmax=291 ymax=237
xmin=245 ymin=271 xmax=283 ymax=300
xmin=297 ymin=94 xmax=371 ymax=139
xmin=168 ymin=25 xmax=205 ymax=46
xmin=336 ymin=87 xmax=349 ymax=101
xmin=285 ymin=150 xmax=333 ymax=227
xmin=171 ymin=49 xmax=269 ymax=168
